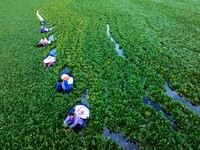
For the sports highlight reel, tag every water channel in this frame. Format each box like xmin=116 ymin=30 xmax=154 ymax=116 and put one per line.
xmin=102 ymin=127 xmax=139 ymax=150
xmin=106 ymin=24 xmax=125 ymax=58
xmin=102 ymin=80 xmax=139 ymax=149
xmin=78 ymin=90 xmax=90 ymax=107
xmin=142 ymin=97 xmax=177 ymax=129
xmin=36 ymin=10 xmax=44 ymax=21
xmin=164 ymin=82 xmax=200 ymax=115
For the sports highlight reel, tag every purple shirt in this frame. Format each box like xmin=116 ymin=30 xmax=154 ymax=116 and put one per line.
xmin=40 ymin=27 xmax=48 ymax=33
xmin=63 ymin=113 xmax=84 ymax=128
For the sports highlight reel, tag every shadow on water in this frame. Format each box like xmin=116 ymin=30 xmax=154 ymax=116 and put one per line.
xmin=164 ymin=82 xmax=200 ymax=115
xmin=102 ymin=127 xmax=139 ymax=150
xmin=142 ymin=97 xmax=177 ymax=129
xmin=106 ymin=24 xmax=125 ymax=58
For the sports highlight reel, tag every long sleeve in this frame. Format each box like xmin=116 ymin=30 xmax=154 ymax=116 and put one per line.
xmin=56 ymin=82 xmax=62 ymax=90
xmin=63 ymin=116 xmax=71 ymax=124
xmin=69 ymin=114 xmax=84 ymax=129
xmin=62 ymin=80 xmax=72 ymax=92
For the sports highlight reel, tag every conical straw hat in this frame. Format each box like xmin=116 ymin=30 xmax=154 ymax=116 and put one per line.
xmin=61 ymin=74 xmax=70 ymax=81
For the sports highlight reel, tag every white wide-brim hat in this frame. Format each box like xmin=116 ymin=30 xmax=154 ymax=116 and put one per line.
xmin=43 ymin=55 xmax=56 ymax=63
xmin=74 ymin=105 xmax=90 ymax=119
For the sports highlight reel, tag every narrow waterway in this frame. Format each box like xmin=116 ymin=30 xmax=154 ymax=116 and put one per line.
xmin=36 ymin=10 xmax=45 ymax=21
xmin=142 ymin=97 xmax=177 ymax=129
xmin=165 ymin=82 xmax=200 ymax=115
xmin=102 ymin=80 xmax=139 ymax=149
xmin=79 ymin=90 xmax=90 ymax=107
xmin=103 ymin=127 xmax=139 ymax=150
xmin=106 ymin=24 xmax=125 ymax=58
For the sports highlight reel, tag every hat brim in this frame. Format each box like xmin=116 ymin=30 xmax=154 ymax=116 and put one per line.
xmin=43 ymin=56 xmax=55 ymax=63
xmin=43 ymin=59 xmax=50 ymax=63
xmin=61 ymin=74 xmax=70 ymax=81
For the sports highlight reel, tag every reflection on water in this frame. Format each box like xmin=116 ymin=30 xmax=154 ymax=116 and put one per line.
xmin=142 ymin=97 xmax=177 ymax=129
xmin=102 ymin=127 xmax=139 ymax=150
xmin=107 ymin=24 xmax=125 ymax=58
xmin=164 ymin=82 xmax=200 ymax=115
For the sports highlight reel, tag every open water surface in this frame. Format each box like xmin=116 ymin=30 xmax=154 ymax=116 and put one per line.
xmin=165 ymin=82 xmax=200 ymax=115
xmin=102 ymin=127 xmax=139 ymax=150
xmin=142 ymin=97 xmax=177 ymax=129
xmin=36 ymin=10 xmax=44 ymax=21
xmin=102 ymin=80 xmax=139 ymax=149
xmin=107 ymin=24 xmax=125 ymax=58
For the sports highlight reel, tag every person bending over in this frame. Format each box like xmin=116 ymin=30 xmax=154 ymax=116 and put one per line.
xmin=56 ymin=74 xmax=74 ymax=94
xmin=63 ymin=112 xmax=84 ymax=130
xmin=43 ymin=55 xmax=56 ymax=68
xmin=40 ymin=26 xmax=53 ymax=33
xmin=37 ymin=37 xmax=51 ymax=47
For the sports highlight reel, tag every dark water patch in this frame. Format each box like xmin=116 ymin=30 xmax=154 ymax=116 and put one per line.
xmin=142 ymin=78 xmax=146 ymax=85
xmin=142 ymin=47 xmax=147 ymax=51
xmin=142 ymin=78 xmax=148 ymax=93
xmin=142 ymin=97 xmax=177 ymax=129
xmin=102 ymin=127 xmax=139 ymax=150
xmin=102 ymin=79 xmax=139 ymax=149
xmin=59 ymin=67 xmax=70 ymax=76
xmin=123 ymin=83 xmax=127 ymax=94
xmin=79 ymin=89 xmax=89 ymax=107
xmin=106 ymin=24 xmax=125 ymax=58
xmin=160 ymin=42 xmax=164 ymax=45
xmin=165 ymin=82 xmax=200 ymax=115
xmin=102 ymin=80 xmax=139 ymax=149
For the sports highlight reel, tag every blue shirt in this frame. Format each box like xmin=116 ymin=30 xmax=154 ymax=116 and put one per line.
xmin=62 ymin=80 xmax=73 ymax=92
